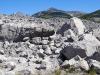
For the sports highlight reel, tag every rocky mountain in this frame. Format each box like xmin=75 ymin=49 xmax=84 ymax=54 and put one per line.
xmin=0 ymin=9 xmax=100 ymax=75
xmin=32 ymin=8 xmax=86 ymax=18
xmin=80 ymin=10 xmax=100 ymax=22
xmin=32 ymin=8 xmax=72 ymax=19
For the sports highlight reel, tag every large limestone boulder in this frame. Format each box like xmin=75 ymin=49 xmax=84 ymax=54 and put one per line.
xmin=62 ymin=56 xmax=90 ymax=71
xmin=60 ymin=46 xmax=87 ymax=61
xmin=60 ymin=33 xmax=100 ymax=61
xmin=0 ymin=19 xmax=55 ymax=42
xmin=56 ymin=17 xmax=86 ymax=38
xmin=70 ymin=17 xmax=86 ymax=35
xmin=76 ymin=33 xmax=100 ymax=56
xmin=60 ymin=33 xmax=100 ymax=63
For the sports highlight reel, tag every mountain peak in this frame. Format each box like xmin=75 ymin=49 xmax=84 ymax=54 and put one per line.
xmin=32 ymin=8 xmax=87 ymax=18
xmin=32 ymin=8 xmax=72 ymax=19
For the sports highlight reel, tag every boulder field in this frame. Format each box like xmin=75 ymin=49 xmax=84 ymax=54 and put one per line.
xmin=0 ymin=15 xmax=100 ymax=75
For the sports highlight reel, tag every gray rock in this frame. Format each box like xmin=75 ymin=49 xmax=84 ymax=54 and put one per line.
xmin=89 ymin=59 xmax=100 ymax=74
xmin=49 ymin=40 xmax=55 ymax=46
xmin=64 ymin=29 xmax=78 ymax=42
xmin=62 ymin=55 xmax=90 ymax=71
xmin=70 ymin=17 xmax=86 ymax=35
xmin=42 ymin=40 xmax=49 ymax=45
xmin=55 ymin=48 xmax=62 ymax=54
xmin=4 ymin=62 xmax=16 ymax=71
xmin=50 ymin=46 xmax=57 ymax=51
xmin=44 ymin=47 xmax=52 ymax=55
xmin=23 ymin=37 xmax=30 ymax=42
xmin=76 ymin=33 xmax=100 ymax=56
xmin=37 ymin=61 xmax=46 ymax=70
xmin=16 ymin=70 xmax=31 ymax=75
xmin=55 ymin=43 xmax=62 ymax=48
xmin=0 ymin=55 xmax=7 ymax=63
xmin=32 ymin=37 xmax=42 ymax=44
xmin=60 ymin=46 xmax=87 ymax=60
xmin=0 ymin=50 xmax=4 ymax=55
xmin=42 ymin=37 xmax=49 ymax=40
xmin=20 ymin=52 xmax=28 ymax=58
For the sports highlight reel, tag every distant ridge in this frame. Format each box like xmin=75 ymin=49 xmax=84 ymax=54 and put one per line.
xmin=80 ymin=10 xmax=100 ymax=22
xmin=32 ymin=8 xmax=72 ymax=19
xmin=32 ymin=8 xmax=86 ymax=19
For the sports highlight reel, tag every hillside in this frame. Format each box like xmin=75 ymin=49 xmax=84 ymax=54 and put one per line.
xmin=80 ymin=10 xmax=100 ymax=22
xmin=32 ymin=8 xmax=72 ymax=19
xmin=32 ymin=8 xmax=86 ymax=19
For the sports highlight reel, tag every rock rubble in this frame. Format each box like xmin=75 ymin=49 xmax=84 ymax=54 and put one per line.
xmin=0 ymin=14 xmax=100 ymax=75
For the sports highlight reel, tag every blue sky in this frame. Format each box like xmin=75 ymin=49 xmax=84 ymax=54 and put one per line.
xmin=0 ymin=0 xmax=100 ymax=15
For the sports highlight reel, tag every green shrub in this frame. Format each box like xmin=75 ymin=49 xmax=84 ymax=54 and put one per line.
xmin=87 ymin=68 xmax=96 ymax=75
xmin=54 ymin=69 xmax=61 ymax=75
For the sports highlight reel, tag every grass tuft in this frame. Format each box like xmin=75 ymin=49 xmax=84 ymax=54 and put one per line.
xmin=54 ymin=69 xmax=61 ymax=75
xmin=87 ymin=67 xmax=96 ymax=75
